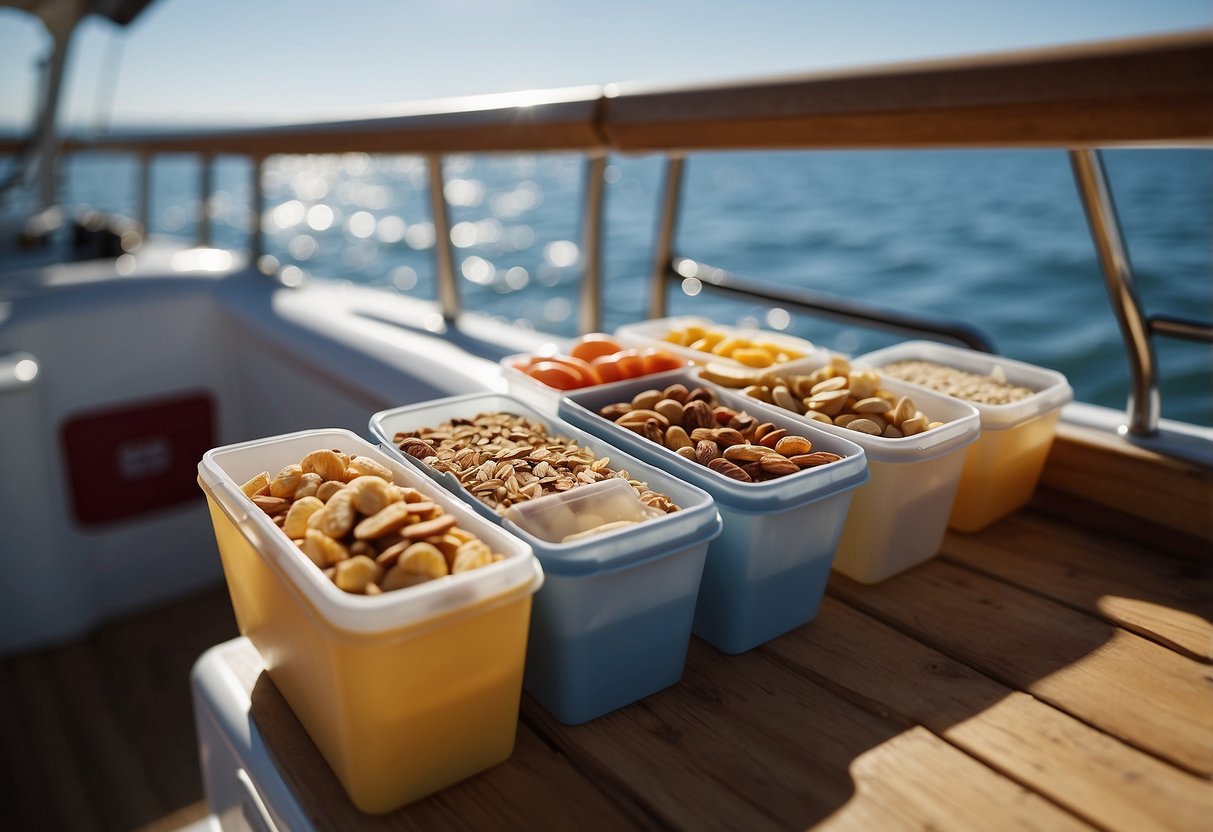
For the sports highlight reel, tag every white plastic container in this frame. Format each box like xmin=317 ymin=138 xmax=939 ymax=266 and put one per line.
xmin=855 ymin=340 xmax=1073 ymax=532
xmin=615 ymin=315 xmax=823 ymax=370
xmin=197 ymin=429 xmax=543 ymax=813
xmin=369 ymin=395 xmax=721 ymax=724
xmin=715 ymin=359 xmax=981 ymax=585
xmin=558 ymin=370 xmax=869 ymax=654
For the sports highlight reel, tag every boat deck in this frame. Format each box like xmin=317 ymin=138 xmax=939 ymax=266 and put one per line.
xmin=1 ymin=423 xmax=1210 ymax=831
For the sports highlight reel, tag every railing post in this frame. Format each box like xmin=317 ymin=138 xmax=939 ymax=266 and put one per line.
xmin=427 ymin=153 xmax=460 ymax=321
xmin=579 ymin=152 xmax=607 ymax=334
xmin=250 ymin=155 xmax=265 ymax=266
xmin=198 ymin=153 xmax=214 ymax=247
xmin=649 ymin=154 xmax=685 ymax=320
xmin=1069 ymin=148 xmax=1160 ymax=436
xmin=136 ymin=153 xmax=152 ymax=232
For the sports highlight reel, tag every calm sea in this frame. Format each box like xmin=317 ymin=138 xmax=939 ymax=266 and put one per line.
xmin=56 ymin=148 xmax=1213 ymax=425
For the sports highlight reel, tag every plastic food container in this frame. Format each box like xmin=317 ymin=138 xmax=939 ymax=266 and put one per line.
xmin=369 ymin=395 xmax=721 ymax=724
xmin=855 ymin=340 xmax=1073 ymax=532
xmin=615 ymin=315 xmax=824 ymax=370
xmin=197 ymin=429 xmax=543 ymax=813
xmin=558 ymin=370 xmax=869 ymax=654
xmin=735 ymin=358 xmax=981 ymax=584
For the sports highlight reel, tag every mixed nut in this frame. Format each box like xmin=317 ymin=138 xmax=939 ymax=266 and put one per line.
xmin=596 ymin=382 xmax=843 ymax=483
xmin=241 ymin=448 xmax=503 ymax=595
xmin=700 ymin=355 xmax=947 ymax=438
xmin=394 ymin=412 xmax=679 ymax=515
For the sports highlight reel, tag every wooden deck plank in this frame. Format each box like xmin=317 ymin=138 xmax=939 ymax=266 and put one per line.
xmin=43 ymin=643 xmax=164 ymax=828
xmin=88 ymin=585 xmax=239 ymax=812
xmin=812 ymin=727 xmax=1091 ymax=832
xmin=939 ymin=512 xmax=1213 ymax=662
xmin=828 ymin=561 xmax=1213 ymax=777
xmin=0 ymin=660 xmax=64 ymax=832
xmin=946 ymin=693 xmax=1213 ymax=831
xmin=525 ymin=638 xmax=1095 ymax=832
xmin=764 ymin=596 xmax=1213 ymax=832
xmin=3 ymin=655 xmax=102 ymax=832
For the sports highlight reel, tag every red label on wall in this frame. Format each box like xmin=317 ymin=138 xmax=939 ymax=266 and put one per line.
xmin=60 ymin=391 xmax=216 ymax=525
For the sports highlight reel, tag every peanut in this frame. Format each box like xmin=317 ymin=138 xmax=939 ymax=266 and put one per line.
xmin=283 ymin=496 xmax=324 ymax=539
xmin=245 ymin=447 xmax=505 ymax=594
xmin=241 ymin=472 xmax=270 ymax=498
xmin=334 ymin=556 xmax=383 ymax=593
xmin=294 ymin=472 xmax=323 ymax=500
xmin=269 ymin=464 xmax=303 ymax=498
xmin=345 ymin=455 xmax=394 ymax=482
xmin=732 ymin=359 xmax=948 ymax=437
xmin=301 ymin=449 xmax=348 ymax=482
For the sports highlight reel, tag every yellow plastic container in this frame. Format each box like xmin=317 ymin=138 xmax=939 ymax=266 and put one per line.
xmin=857 ymin=341 xmax=1073 ymax=532
xmin=198 ymin=429 xmax=543 ymax=814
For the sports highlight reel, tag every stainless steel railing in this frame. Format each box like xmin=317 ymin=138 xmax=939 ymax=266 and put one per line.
xmin=6 ymin=30 xmax=1211 ymax=437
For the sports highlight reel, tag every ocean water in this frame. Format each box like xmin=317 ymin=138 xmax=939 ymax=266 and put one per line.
xmin=52 ymin=147 xmax=1213 ymax=425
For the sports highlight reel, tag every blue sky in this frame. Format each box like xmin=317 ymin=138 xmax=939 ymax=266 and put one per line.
xmin=1 ymin=0 xmax=1210 ymax=131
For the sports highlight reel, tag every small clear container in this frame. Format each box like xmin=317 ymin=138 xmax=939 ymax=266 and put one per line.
xmin=855 ymin=340 xmax=1073 ymax=532
xmin=197 ymin=429 xmax=543 ymax=813
xmin=369 ymin=395 xmax=722 ymax=724
xmin=558 ymin=369 xmax=869 ymax=654
xmin=505 ymin=478 xmax=665 ymax=544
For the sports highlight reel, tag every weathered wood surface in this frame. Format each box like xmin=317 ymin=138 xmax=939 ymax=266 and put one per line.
xmin=1 ymin=422 xmax=1210 ymax=831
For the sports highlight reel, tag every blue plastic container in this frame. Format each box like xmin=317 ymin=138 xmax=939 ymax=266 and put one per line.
xmin=558 ymin=370 xmax=869 ymax=654
xmin=369 ymin=394 xmax=721 ymax=724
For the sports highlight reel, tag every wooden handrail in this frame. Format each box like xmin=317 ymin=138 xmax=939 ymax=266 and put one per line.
xmin=1 ymin=30 xmax=1207 ymax=160
xmin=602 ymin=30 xmax=1213 ymax=151
xmin=59 ymin=86 xmax=607 ymax=156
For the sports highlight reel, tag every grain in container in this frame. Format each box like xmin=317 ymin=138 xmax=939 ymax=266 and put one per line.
xmin=855 ymin=340 xmax=1073 ymax=532
xmin=197 ymin=429 xmax=543 ymax=813
xmin=558 ymin=370 xmax=868 ymax=654
xmin=369 ymin=394 xmax=721 ymax=724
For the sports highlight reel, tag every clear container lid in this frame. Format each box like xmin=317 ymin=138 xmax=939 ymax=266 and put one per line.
xmin=854 ymin=340 xmax=1073 ymax=429
xmin=370 ymin=394 xmax=722 ymax=577
xmin=505 ymin=479 xmax=665 ymax=544
xmin=198 ymin=428 xmax=542 ymax=636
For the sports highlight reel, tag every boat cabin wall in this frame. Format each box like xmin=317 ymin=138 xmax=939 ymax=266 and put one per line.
xmin=0 ymin=259 xmax=508 ymax=655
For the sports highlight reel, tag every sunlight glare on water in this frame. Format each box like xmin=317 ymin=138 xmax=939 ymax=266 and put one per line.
xmin=51 ymin=148 xmax=1213 ymax=424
